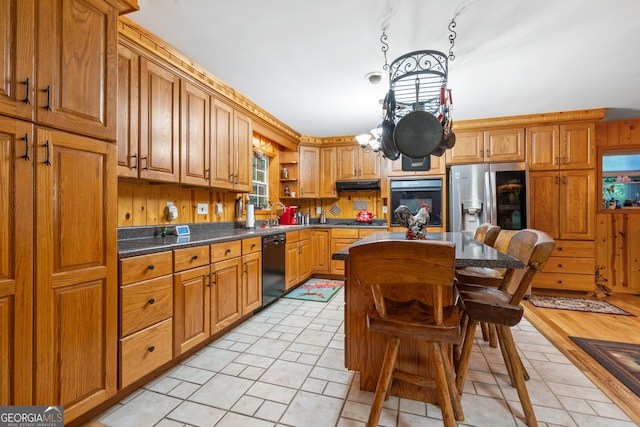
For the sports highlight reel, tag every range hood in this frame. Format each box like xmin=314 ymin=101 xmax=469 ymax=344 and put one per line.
xmin=335 ymin=179 xmax=381 ymax=192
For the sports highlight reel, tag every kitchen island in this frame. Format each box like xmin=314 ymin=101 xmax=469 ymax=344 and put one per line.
xmin=332 ymin=231 xmax=524 ymax=403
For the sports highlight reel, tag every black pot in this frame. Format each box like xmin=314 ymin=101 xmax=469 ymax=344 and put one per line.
xmin=380 ymin=119 xmax=399 ymax=160
xmin=393 ymin=111 xmax=443 ymax=158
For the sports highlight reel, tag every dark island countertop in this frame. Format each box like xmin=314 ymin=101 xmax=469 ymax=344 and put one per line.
xmin=331 ymin=231 xmax=524 ymax=269
xmin=118 ymin=221 xmax=387 ymax=258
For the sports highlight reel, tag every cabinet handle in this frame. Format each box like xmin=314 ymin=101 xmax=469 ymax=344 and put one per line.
xmin=141 ymin=156 xmax=148 ymax=170
xmin=21 ymin=134 xmax=30 ymax=161
xmin=192 ymin=255 xmax=198 ymax=260
xmin=225 ymin=249 xmax=231 ymax=255
xmin=206 ymin=274 xmax=211 ymax=287
xmin=557 ymin=264 xmax=563 ymax=268
xmin=43 ymin=141 xmax=51 ymax=166
xmin=251 ymin=243 xmax=256 ymax=248
xmin=22 ymin=78 xmax=30 ymax=104
xmin=205 ymin=169 xmax=210 ymax=180
xmin=43 ymin=85 xmax=52 ymax=111
xmin=131 ymin=153 xmax=137 ymax=169
xmin=148 ymin=346 xmax=155 ymax=353
xmin=148 ymin=298 xmax=155 ymax=305
xmin=148 ymin=264 xmax=155 ymax=270
xmin=554 ymin=176 xmax=559 ymax=185
xmin=244 ymin=264 xmax=248 ymax=273
xmin=562 ymin=176 xmax=567 ymax=185
xmin=211 ymin=273 xmax=216 ymax=286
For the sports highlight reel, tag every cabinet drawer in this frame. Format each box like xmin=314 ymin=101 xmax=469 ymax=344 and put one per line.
xmin=120 ymin=251 xmax=173 ymax=285
xmin=298 ymin=229 xmax=311 ymax=241
xmin=242 ymin=237 xmax=261 ymax=254
xmin=174 ymin=245 xmax=210 ymax=272
xmin=359 ymin=228 xmax=383 ymax=238
xmin=211 ymin=240 xmax=242 ymax=262
xmin=286 ymin=231 xmax=299 ymax=243
xmin=543 ymin=256 xmax=594 ymax=274
xmin=119 ymin=318 xmax=173 ymax=389
xmin=532 ymin=272 xmax=594 ymax=292
xmin=552 ymin=240 xmax=595 ymax=258
xmin=331 ymin=228 xmax=359 ymax=239
xmin=120 ymin=275 xmax=173 ymax=337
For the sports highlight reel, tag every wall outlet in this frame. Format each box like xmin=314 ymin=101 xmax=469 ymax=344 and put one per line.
xmin=215 ymin=203 xmax=223 ymax=215
xmin=316 ymin=206 xmax=322 ymax=215
xmin=197 ymin=203 xmax=208 ymax=214
xmin=382 ymin=205 xmax=388 ymax=214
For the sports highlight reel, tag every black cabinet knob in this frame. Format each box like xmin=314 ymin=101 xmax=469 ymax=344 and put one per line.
xmin=148 ymin=346 xmax=155 ymax=353
xmin=148 ymin=264 xmax=155 ymax=270
xmin=148 ymin=298 xmax=155 ymax=305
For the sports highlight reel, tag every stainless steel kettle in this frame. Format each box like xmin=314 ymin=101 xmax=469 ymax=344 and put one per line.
xmin=320 ymin=210 xmax=327 ymax=224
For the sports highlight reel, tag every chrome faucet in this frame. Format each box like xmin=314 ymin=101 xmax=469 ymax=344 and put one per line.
xmin=269 ymin=202 xmax=285 ymax=227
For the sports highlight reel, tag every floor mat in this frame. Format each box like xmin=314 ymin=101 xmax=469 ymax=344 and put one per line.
xmin=570 ymin=337 xmax=640 ymax=397
xmin=527 ymin=295 xmax=634 ymax=316
xmin=283 ymin=278 xmax=343 ymax=302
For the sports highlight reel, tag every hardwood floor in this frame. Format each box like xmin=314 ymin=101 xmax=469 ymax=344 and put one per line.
xmin=523 ymin=292 xmax=640 ymax=425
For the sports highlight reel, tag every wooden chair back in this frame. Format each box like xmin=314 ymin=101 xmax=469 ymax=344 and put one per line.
xmin=473 ymin=223 xmax=501 ymax=247
xmin=493 ymin=229 xmax=518 ymax=252
xmin=349 ymin=240 xmax=456 ymax=326
xmin=500 ymin=229 xmax=556 ymax=304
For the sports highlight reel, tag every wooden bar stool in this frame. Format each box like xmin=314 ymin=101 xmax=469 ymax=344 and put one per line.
xmin=349 ymin=240 xmax=463 ymax=427
xmin=455 ymin=229 xmax=555 ymax=427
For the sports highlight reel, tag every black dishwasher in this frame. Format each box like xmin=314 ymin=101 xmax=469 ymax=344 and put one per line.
xmin=258 ymin=233 xmax=286 ymax=311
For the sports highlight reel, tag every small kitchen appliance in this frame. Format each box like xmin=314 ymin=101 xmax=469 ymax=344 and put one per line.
xmin=278 ymin=206 xmax=298 ymax=225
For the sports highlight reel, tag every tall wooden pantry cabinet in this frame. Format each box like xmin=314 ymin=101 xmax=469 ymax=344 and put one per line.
xmin=0 ymin=0 xmax=122 ymax=423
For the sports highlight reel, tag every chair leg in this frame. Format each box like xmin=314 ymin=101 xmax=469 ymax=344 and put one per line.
xmin=431 ymin=342 xmax=459 ymax=427
xmin=480 ymin=322 xmax=490 ymax=342
xmin=455 ymin=319 xmax=478 ymax=393
xmin=367 ymin=336 xmax=400 ymax=427
xmin=487 ymin=324 xmax=499 ymax=348
xmin=437 ymin=342 xmax=465 ymax=422
xmin=495 ymin=326 xmax=530 ymax=385
xmin=496 ymin=325 xmax=538 ymax=427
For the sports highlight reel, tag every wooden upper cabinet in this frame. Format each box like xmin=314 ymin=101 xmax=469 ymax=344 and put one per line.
xmin=320 ymin=147 xmax=337 ymax=198
xmin=210 ymin=99 xmax=234 ymax=190
xmin=116 ymin=42 xmax=139 ymax=178
xmin=527 ymin=123 xmax=594 ymax=170
xmin=526 ymin=125 xmax=560 ymax=170
xmin=561 ymin=123 xmax=595 ymax=169
xmin=445 ymin=131 xmax=483 ymax=164
xmin=298 ymin=145 xmax=320 ymax=198
xmin=210 ymin=99 xmax=252 ymax=192
xmin=34 ymin=127 xmax=117 ymax=420
xmin=483 ymin=128 xmax=525 ymax=162
xmin=233 ymin=109 xmax=252 ymax=192
xmin=446 ymin=129 xmax=524 ymax=164
xmin=0 ymin=117 xmax=33 ymax=405
xmin=180 ymin=80 xmax=211 ymax=187
xmin=36 ymin=0 xmax=117 ymax=141
xmin=336 ymin=145 xmax=380 ymax=180
xmin=139 ymin=57 xmax=180 ymax=182
xmin=0 ymin=0 xmax=34 ymax=121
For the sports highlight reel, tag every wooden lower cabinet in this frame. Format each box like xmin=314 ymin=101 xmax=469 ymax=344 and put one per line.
xmin=532 ymin=240 xmax=595 ymax=292
xmin=311 ymin=229 xmax=331 ymax=273
xmin=285 ymin=230 xmax=312 ymax=289
xmin=34 ymin=128 xmax=117 ymax=420
xmin=595 ymin=213 xmax=640 ymax=294
xmin=173 ymin=262 xmax=210 ymax=356
xmin=119 ymin=251 xmax=173 ymax=387
xmin=241 ymin=237 xmax=262 ymax=314
xmin=210 ymin=239 xmax=243 ymax=333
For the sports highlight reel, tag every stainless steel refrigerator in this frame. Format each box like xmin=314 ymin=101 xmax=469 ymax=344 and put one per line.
xmin=448 ymin=162 xmax=529 ymax=234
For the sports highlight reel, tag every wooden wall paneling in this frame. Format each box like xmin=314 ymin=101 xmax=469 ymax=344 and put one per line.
xmin=131 ymin=182 xmax=148 ymax=226
xmin=118 ymin=181 xmax=134 ymax=227
xmin=174 ymin=186 xmax=192 ymax=224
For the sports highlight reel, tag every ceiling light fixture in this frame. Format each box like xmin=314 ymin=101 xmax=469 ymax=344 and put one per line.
xmin=365 ymin=71 xmax=384 ymax=85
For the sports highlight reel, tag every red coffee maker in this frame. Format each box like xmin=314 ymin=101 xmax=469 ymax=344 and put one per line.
xmin=279 ymin=206 xmax=298 ymax=225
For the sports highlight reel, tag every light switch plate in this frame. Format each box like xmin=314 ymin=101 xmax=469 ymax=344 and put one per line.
xmin=316 ymin=206 xmax=322 ymax=215
xmin=215 ymin=203 xmax=223 ymax=215
xmin=382 ymin=206 xmax=388 ymax=214
xmin=197 ymin=203 xmax=208 ymax=214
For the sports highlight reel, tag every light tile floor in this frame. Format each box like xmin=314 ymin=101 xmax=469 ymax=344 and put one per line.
xmin=94 ymin=288 xmax=636 ymax=426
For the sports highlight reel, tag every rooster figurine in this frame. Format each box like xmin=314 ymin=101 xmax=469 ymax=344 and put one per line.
xmin=394 ymin=203 xmax=430 ymax=240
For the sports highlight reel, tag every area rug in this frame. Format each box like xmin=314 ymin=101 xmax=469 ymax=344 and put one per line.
xmin=284 ymin=278 xmax=343 ymax=302
xmin=570 ymin=337 xmax=640 ymax=397
xmin=526 ymin=295 xmax=634 ymax=316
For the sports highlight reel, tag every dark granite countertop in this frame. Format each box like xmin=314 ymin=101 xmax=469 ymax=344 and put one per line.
xmin=331 ymin=231 xmax=524 ymax=269
xmin=118 ymin=221 xmax=388 ymax=258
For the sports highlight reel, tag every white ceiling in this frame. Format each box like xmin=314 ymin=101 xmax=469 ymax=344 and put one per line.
xmin=130 ymin=0 xmax=640 ymax=138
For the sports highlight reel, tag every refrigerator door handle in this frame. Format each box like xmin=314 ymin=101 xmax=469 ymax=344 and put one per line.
xmin=485 ymin=170 xmax=496 ymax=224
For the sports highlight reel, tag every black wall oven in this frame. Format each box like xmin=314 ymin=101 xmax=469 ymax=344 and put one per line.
xmin=390 ymin=178 xmax=443 ymax=226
